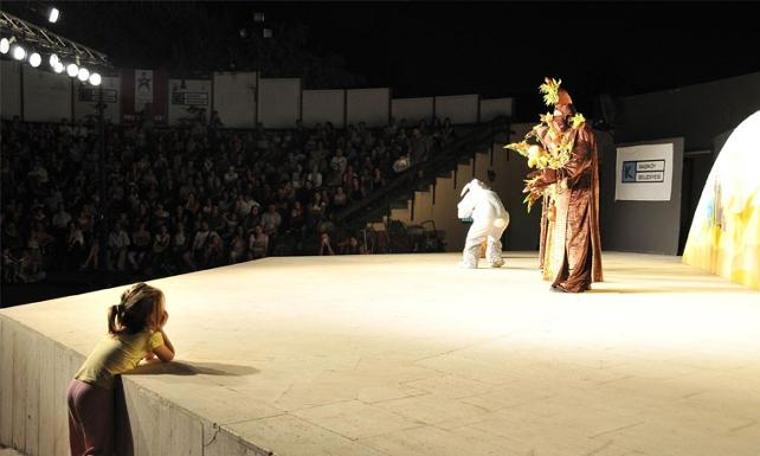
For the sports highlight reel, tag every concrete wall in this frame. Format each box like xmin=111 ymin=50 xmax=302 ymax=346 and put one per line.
xmin=609 ymin=74 xmax=760 ymax=253
xmin=212 ymin=72 xmax=257 ymax=129
xmin=346 ymin=88 xmax=390 ymax=127
xmin=391 ymin=97 xmax=434 ymax=124
xmin=0 ymin=314 xmax=266 ymax=456
xmin=4 ymin=62 xmax=523 ymax=127
xmin=434 ymin=94 xmax=479 ymax=125
xmin=0 ymin=61 xmax=22 ymax=119
xmin=168 ymin=79 xmax=212 ymax=126
xmin=302 ymin=89 xmax=345 ymax=128
xmin=23 ymin=66 xmax=71 ymax=122
xmin=615 ymin=72 xmax=760 ymax=152
xmin=479 ymin=98 xmax=514 ymax=122
xmin=258 ymin=78 xmax=302 ymax=129
xmin=74 ymin=76 xmax=122 ymax=124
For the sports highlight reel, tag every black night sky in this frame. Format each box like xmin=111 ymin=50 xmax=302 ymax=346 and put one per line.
xmin=7 ymin=1 xmax=760 ymax=119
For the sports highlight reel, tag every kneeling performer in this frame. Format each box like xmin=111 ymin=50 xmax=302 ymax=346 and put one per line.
xmin=457 ymin=178 xmax=509 ymax=268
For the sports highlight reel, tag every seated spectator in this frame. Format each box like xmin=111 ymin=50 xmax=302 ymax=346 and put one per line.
xmin=261 ymin=204 xmax=282 ymax=235
xmin=67 ymin=222 xmax=86 ymax=268
xmin=319 ymin=232 xmax=335 ymax=256
xmin=306 ymin=165 xmax=323 ymax=189
xmin=249 ymin=225 xmax=269 ymax=259
xmin=333 ymin=186 xmax=348 ymax=208
xmin=393 ymin=154 xmax=411 ymax=174
xmin=128 ymin=223 xmax=152 ymax=272
xmin=152 ymin=224 xmax=171 ymax=272
xmin=108 ymin=223 xmax=131 ymax=271
xmin=190 ymin=221 xmax=211 ymax=270
xmin=230 ymin=226 xmax=247 ymax=264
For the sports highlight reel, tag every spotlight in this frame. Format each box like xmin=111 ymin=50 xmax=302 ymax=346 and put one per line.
xmin=89 ymin=73 xmax=102 ymax=86
xmin=263 ymin=28 xmax=273 ymax=39
xmin=78 ymin=67 xmax=90 ymax=81
xmin=254 ymin=12 xmax=265 ymax=23
xmin=0 ymin=38 xmax=9 ymax=54
xmin=29 ymin=52 xmax=42 ymax=67
xmin=49 ymin=53 xmax=59 ymax=67
xmin=12 ymin=45 xmax=26 ymax=61
xmin=53 ymin=61 xmax=64 ymax=73
xmin=66 ymin=63 xmax=78 ymax=77
xmin=48 ymin=7 xmax=60 ymax=23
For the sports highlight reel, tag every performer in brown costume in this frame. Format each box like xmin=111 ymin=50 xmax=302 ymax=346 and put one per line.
xmin=529 ymin=87 xmax=603 ymax=292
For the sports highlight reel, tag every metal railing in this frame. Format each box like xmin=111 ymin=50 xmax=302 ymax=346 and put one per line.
xmin=336 ymin=116 xmax=511 ymax=229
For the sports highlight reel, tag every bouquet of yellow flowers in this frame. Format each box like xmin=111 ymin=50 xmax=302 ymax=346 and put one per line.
xmin=503 ymin=78 xmax=586 ymax=212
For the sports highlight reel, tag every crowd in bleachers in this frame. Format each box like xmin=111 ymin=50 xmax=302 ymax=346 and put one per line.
xmin=1 ymin=113 xmax=455 ymax=284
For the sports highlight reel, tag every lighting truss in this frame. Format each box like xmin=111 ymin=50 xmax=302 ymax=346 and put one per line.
xmin=0 ymin=9 xmax=109 ymax=68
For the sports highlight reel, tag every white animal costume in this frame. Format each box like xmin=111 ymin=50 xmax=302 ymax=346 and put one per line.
xmin=457 ymin=179 xmax=510 ymax=268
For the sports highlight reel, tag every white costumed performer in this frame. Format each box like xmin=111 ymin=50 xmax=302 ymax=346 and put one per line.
xmin=457 ymin=178 xmax=510 ymax=268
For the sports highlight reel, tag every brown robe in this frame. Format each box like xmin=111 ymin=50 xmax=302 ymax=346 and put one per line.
xmin=536 ymin=125 xmax=603 ymax=292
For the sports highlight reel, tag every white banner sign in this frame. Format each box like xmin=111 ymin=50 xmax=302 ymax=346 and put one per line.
xmin=168 ymin=79 xmax=211 ymax=125
xmin=75 ymin=76 xmax=121 ymax=123
xmin=615 ymin=143 xmax=674 ymax=201
xmin=135 ymin=69 xmax=154 ymax=112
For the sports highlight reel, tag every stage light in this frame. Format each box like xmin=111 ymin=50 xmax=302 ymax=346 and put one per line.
xmin=49 ymin=53 xmax=59 ymax=67
xmin=12 ymin=45 xmax=26 ymax=61
xmin=29 ymin=52 xmax=42 ymax=67
xmin=48 ymin=7 xmax=60 ymax=23
xmin=78 ymin=67 xmax=90 ymax=81
xmin=89 ymin=73 xmax=102 ymax=86
xmin=0 ymin=38 xmax=10 ymax=54
xmin=254 ymin=12 xmax=265 ymax=23
xmin=66 ymin=63 xmax=78 ymax=77
xmin=53 ymin=61 xmax=64 ymax=73
xmin=263 ymin=28 xmax=273 ymax=39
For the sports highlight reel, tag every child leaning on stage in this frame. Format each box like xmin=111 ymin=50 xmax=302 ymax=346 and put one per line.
xmin=67 ymin=282 xmax=175 ymax=456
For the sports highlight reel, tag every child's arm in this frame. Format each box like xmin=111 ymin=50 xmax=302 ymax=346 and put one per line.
xmin=155 ymin=329 xmax=175 ymax=360
xmin=152 ymin=311 xmax=176 ymax=362
xmin=153 ymin=331 xmax=175 ymax=362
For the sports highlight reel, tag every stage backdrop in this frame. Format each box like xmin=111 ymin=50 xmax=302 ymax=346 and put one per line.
xmin=683 ymin=111 xmax=760 ymax=290
xmin=600 ymin=138 xmax=684 ymax=255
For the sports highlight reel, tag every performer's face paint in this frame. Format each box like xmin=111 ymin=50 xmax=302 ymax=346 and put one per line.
xmin=552 ymin=104 xmax=573 ymax=131
xmin=552 ymin=110 xmax=569 ymax=131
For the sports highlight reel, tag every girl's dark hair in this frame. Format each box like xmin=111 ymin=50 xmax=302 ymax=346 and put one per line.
xmin=108 ymin=282 xmax=165 ymax=335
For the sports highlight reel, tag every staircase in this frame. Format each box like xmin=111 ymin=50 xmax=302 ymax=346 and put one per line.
xmin=335 ymin=117 xmax=512 ymax=252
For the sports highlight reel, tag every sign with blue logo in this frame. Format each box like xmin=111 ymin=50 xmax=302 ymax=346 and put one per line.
xmin=615 ymin=144 xmax=673 ymax=201
xmin=621 ymin=160 xmax=665 ymax=183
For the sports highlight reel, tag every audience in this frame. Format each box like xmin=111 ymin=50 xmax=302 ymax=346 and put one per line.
xmin=0 ymin=113 xmax=454 ymax=284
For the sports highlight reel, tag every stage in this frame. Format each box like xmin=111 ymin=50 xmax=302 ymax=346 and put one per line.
xmin=1 ymin=252 xmax=759 ymax=455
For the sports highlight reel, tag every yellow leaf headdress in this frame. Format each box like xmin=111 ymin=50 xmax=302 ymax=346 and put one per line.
xmin=539 ymin=77 xmax=562 ymax=107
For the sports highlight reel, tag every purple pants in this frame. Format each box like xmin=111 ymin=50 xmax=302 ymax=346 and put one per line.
xmin=67 ymin=379 xmax=114 ymax=456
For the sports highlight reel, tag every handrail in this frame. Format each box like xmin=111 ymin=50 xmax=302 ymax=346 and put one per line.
xmin=336 ymin=116 xmax=511 ymax=226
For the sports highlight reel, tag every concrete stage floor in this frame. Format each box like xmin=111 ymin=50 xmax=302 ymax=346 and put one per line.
xmin=1 ymin=252 xmax=759 ymax=455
